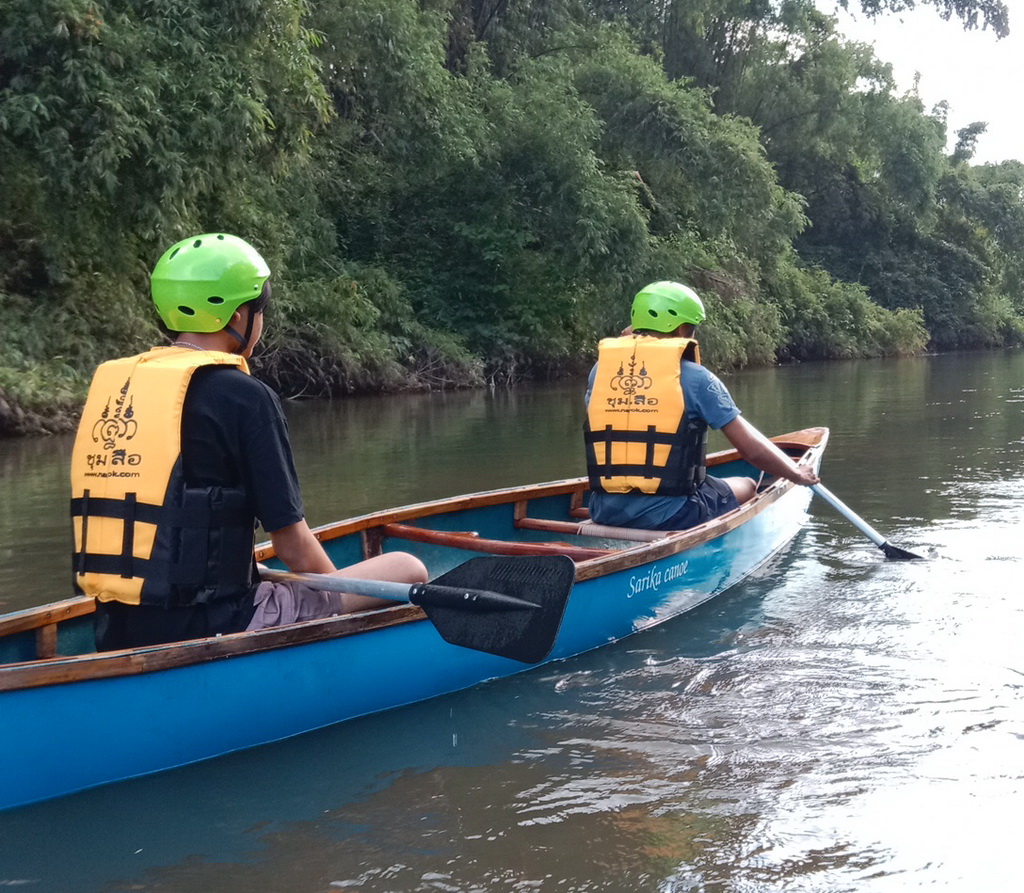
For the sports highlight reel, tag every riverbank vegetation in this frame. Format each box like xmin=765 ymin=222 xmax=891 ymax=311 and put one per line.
xmin=2 ymin=0 xmax=1021 ymax=434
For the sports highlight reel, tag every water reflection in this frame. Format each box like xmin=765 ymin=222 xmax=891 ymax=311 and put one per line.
xmin=0 ymin=433 xmax=73 ymax=612
xmin=0 ymin=551 xmax=786 ymax=892
xmin=283 ymin=384 xmax=591 ymax=525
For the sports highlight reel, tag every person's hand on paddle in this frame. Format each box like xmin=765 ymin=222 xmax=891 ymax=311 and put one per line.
xmin=788 ymin=464 xmax=820 ymax=487
xmin=721 ymin=417 xmax=820 ymax=489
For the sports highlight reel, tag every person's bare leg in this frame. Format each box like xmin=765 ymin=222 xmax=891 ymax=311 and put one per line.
xmin=723 ymin=476 xmax=757 ymax=505
xmin=329 ymin=551 xmax=429 ymax=612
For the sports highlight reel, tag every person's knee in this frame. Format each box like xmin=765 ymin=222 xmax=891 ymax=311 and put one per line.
xmin=727 ymin=477 xmax=756 ymax=504
xmin=333 ymin=551 xmax=428 ymax=585
xmin=390 ymin=551 xmax=429 ymax=584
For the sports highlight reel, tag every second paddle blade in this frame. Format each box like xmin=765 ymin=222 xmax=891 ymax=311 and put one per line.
xmin=418 ymin=554 xmax=575 ymax=663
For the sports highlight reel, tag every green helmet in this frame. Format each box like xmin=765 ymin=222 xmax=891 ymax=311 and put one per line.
xmin=151 ymin=233 xmax=270 ymax=332
xmin=630 ymin=281 xmax=705 ymax=332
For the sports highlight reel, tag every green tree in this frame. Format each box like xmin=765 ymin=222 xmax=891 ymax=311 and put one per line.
xmin=0 ymin=0 xmax=1014 ymax=435
xmin=1 ymin=0 xmax=329 ymax=427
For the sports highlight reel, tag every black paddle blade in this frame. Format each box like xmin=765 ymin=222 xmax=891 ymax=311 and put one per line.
xmin=418 ymin=555 xmax=575 ymax=663
xmin=880 ymin=540 xmax=925 ymax=561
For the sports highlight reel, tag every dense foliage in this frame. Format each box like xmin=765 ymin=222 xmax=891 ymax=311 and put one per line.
xmin=1 ymin=0 xmax=1019 ymax=433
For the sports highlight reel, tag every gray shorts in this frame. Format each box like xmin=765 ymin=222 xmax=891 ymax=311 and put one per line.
xmin=246 ymin=580 xmax=346 ymax=631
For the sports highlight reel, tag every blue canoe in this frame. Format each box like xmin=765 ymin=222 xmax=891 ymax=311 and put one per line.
xmin=0 ymin=427 xmax=827 ymax=811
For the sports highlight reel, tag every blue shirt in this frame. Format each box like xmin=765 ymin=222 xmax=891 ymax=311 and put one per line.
xmin=585 ymin=358 xmax=742 ymax=529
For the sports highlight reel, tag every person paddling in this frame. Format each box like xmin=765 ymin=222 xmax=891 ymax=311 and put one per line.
xmin=584 ymin=280 xmax=819 ymax=530
xmin=70 ymin=233 xmax=426 ymax=650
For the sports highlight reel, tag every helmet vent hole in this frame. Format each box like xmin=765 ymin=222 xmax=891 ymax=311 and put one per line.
xmin=178 ymin=306 xmax=196 ymax=316
xmin=216 ymin=234 xmax=225 ymax=240
xmin=193 ymin=239 xmax=202 ymax=248
xmin=169 ymin=247 xmax=181 ymax=259
xmin=207 ymin=296 xmax=225 ymax=305
xmin=668 ymin=309 xmax=678 ymax=317
xmin=647 ymin=310 xmax=658 ymax=318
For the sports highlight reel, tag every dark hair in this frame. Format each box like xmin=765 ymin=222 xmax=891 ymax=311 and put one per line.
xmin=248 ymin=279 xmax=271 ymax=314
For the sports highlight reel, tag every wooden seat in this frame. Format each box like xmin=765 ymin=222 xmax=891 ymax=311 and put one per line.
xmin=514 ymin=516 xmax=674 ymax=543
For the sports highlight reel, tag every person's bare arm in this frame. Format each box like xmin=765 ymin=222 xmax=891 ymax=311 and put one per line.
xmin=268 ymin=519 xmax=336 ymax=573
xmin=720 ymin=416 xmax=820 ymax=486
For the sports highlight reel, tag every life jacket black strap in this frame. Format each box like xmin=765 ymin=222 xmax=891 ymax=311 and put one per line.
xmin=71 ymin=552 xmax=204 ymax=587
xmin=77 ymin=489 xmax=91 ymax=576
xmin=69 ymin=496 xmax=251 ymax=528
xmin=583 ymin=426 xmax=680 ymax=447
xmin=121 ymin=492 xmax=137 ymax=579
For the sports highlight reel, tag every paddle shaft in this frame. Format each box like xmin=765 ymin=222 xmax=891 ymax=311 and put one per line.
xmin=811 ymin=483 xmax=924 ymax=560
xmin=811 ymin=484 xmax=886 ymax=547
xmin=258 ymin=568 xmax=539 ymax=611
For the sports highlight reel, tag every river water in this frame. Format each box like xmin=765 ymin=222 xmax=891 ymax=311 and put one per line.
xmin=1 ymin=351 xmax=1023 ymax=891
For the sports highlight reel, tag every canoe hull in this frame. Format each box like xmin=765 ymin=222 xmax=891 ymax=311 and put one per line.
xmin=0 ymin=429 xmax=825 ymax=811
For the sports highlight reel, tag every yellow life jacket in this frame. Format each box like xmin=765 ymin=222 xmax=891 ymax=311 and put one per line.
xmin=70 ymin=347 xmax=256 ymax=607
xmin=584 ymin=335 xmax=708 ymax=496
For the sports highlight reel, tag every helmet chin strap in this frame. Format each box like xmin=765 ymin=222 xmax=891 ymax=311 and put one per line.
xmin=223 ymin=317 xmax=253 ymax=353
xmin=223 ymin=282 xmax=270 ymax=353
xmin=224 ymin=301 xmax=264 ymax=353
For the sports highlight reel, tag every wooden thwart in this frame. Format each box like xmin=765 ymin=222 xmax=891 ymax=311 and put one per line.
xmin=379 ymin=522 xmax=611 ymax=561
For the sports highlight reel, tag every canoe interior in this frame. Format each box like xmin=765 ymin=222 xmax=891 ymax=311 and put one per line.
xmin=0 ymin=428 xmax=827 ymax=674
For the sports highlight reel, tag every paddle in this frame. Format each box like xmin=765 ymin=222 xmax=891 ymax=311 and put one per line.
xmin=259 ymin=554 xmax=576 ymax=663
xmin=811 ymin=483 xmax=924 ymax=561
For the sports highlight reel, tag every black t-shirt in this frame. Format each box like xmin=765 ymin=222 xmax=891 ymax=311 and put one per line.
xmin=181 ymin=365 xmax=304 ymax=533
xmin=94 ymin=365 xmax=305 ymax=649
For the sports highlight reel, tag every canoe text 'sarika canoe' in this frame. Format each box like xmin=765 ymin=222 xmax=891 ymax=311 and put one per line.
xmin=0 ymin=428 xmax=828 ymax=811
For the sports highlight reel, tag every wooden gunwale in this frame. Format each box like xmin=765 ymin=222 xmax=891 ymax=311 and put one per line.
xmin=1 ymin=428 xmax=827 ymax=694
xmin=0 ymin=596 xmax=96 ymax=639
xmin=0 ymin=605 xmax=424 ymax=693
